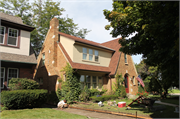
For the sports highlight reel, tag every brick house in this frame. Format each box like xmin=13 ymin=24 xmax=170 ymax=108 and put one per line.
xmin=34 ymin=18 xmax=138 ymax=95
xmin=0 ymin=12 xmax=36 ymax=90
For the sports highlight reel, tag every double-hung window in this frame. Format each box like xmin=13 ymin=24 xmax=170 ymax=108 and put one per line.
xmin=89 ymin=49 xmax=93 ymax=61
xmin=124 ymin=54 xmax=127 ymax=63
xmin=42 ymin=53 xmax=45 ymax=65
xmin=95 ymin=50 xmax=99 ymax=62
xmin=0 ymin=26 xmax=5 ymax=44
xmin=92 ymin=76 xmax=97 ymax=88
xmin=1 ymin=67 xmax=5 ymax=88
xmin=8 ymin=28 xmax=18 ymax=46
xmin=86 ymin=75 xmax=91 ymax=88
xmin=80 ymin=75 xmax=85 ymax=89
xmin=133 ymin=76 xmax=135 ymax=85
xmin=7 ymin=68 xmax=18 ymax=87
xmin=83 ymin=48 xmax=87 ymax=60
xmin=98 ymin=76 xmax=103 ymax=89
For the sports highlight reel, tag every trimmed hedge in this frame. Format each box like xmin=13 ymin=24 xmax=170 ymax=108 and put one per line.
xmin=9 ymin=78 xmax=39 ymax=90
xmin=90 ymin=95 xmax=118 ymax=102
xmin=1 ymin=89 xmax=48 ymax=109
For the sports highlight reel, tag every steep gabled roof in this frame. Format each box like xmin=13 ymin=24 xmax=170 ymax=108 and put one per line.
xmin=101 ymin=38 xmax=122 ymax=76
xmin=59 ymin=32 xmax=115 ymax=51
xmin=58 ymin=31 xmax=122 ymax=75
xmin=0 ymin=12 xmax=35 ymax=31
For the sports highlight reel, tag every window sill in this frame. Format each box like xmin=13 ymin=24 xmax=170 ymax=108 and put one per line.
xmin=0 ymin=44 xmax=19 ymax=48
xmin=82 ymin=59 xmax=100 ymax=64
xmin=125 ymin=63 xmax=128 ymax=65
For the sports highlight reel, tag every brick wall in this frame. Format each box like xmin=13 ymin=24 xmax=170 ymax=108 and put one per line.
xmin=106 ymin=53 xmax=138 ymax=95
xmin=34 ymin=18 xmax=68 ymax=92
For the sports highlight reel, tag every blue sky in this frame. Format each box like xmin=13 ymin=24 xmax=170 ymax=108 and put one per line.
xmin=57 ymin=0 xmax=142 ymax=64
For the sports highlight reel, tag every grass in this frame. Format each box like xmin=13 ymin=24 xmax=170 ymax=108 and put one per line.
xmin=168 ymin=89 xmax=180 ymax=93
xmin=0 ymin=108 xmax=87 ymax=119
xmin=71 ymin=98 xmax=179 ymax=118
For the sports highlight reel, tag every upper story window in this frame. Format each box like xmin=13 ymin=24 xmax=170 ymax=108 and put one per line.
xmin=89 ymin=49 xmax=93 ymax=61
xmin=83 ymin=48 xmax=87 ymax=60
xmin=42 ymin=53 xmax=45 ymax=65
xmin=124 ymin=54 xmax=127 ymax=63
xmin=0 ymin=26 xmax=20 ymax=48
xmin=95 ymin=50 xmax=99 ymax=62
xmin=0 ymin=26 xmax=5 ymax=44
xmin=8 ymin=28 xmax=18 ymax=46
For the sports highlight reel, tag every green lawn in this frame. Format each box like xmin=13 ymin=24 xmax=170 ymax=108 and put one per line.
xmin=168 ymin=89 xmax=180 ymax=93
xmin=0 ymin=108 xmax=87 ymax=119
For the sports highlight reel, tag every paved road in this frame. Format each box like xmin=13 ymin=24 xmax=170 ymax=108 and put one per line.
xmin=54 ymin=108 xmax=139 ymax=119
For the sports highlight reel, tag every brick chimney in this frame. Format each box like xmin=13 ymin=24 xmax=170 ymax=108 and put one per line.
xmin=50 ymin=18 xmax=59 ymax=67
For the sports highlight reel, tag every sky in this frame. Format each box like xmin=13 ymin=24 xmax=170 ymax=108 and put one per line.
xmin=57 ymin=0 xmax=142 ymax=64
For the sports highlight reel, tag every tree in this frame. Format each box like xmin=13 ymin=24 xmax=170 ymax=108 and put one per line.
xmin=104 ymin=1 xmax=179 ymax=98
xmin=0 ymin=0 xmax=90 ymax=55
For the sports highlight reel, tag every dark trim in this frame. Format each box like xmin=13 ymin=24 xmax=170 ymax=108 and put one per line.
xmin=75 ymin=40 xmax=115 ymax=52
xmin=1 ymin=19 xmax=35 ymax=32
xmin=75 ymin=69 xmax=110 ymax=74
xmin=0 ymin=26 xmax=20 ymax=48
xmin=1 ymin=60 xmax=37 ymax=64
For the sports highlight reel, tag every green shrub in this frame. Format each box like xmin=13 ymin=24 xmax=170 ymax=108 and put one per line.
xmin=9 ymin=78 xmax=39 ymax=90
xmin=60 ymin=63 xmax=81 ymax=103
xmin=56 ymin=88 xmax=61 ymax=101
xmin=1 ymin=89 xmax=48 ymax=109
xmin=89 ymin=88 xmax=100 ymax=97
xmin=79 ymin=86 xmax=90 ymax=102
xmin=138 ymin=85 xmax=145 ymax=93
xmin=90 ymin=95 xmax=118 ymax=102
xmin=47 ymin=91 xmax=59 ymax=104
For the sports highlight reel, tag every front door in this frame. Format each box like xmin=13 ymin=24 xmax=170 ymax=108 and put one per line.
xmin=124 ymin=75 xmax=129 ymax=93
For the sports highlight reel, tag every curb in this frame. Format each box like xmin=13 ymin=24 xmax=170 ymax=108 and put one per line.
xmin=69 ymin=106 xmax=152 ymax=119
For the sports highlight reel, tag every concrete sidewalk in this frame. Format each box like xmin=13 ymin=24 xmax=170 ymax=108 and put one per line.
xmin=53 ymin=108 xmax=141 ymax=119
xmin=155 ymin=101 xmax=179 ymax=107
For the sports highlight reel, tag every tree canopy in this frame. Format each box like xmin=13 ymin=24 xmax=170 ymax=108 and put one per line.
xmin=104 ymin=1 xmax=179 ymax=89
xmin=0 ymin=0 xmax=90 ymax=55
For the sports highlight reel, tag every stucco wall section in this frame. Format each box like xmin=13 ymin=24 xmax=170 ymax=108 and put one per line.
xmin=60 ymin=35 xmax=74 ymax=60
xmin=0 ymin=30 xmax=30 ymax=56
xmin=73 ymin=44 xmax=112 ymax=67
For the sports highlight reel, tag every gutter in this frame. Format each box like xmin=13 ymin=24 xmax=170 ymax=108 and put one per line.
xmin=1 ymin=60 xmax=37 ymax=64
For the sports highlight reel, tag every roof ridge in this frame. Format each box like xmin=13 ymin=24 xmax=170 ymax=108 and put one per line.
xmin=101 ymin=37 xmax=122 ymax=45
xmin=0 ymin=12 xmax=22 ymax=18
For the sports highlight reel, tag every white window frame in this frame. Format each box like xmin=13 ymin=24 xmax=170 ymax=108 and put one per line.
xmin=7 ymin=27 xmax=18 ymax=46
xmin=7 ymin=68 xmax=19 ymax=87
xmin=94 ymin=50 xmax=99 ymax=62
xmin=1 ymin=67 xmax=5 ymax=88
xmin=0 ymin=26 xmax=6 ymax=44
xmin=82 ymin=48 xmax=87 ymax=60
xmin=89 ymin=49 xmax=93 ymax=61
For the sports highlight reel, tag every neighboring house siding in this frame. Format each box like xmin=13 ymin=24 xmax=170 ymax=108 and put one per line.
xmin=0 ymin=30 xmax=30 ymax=56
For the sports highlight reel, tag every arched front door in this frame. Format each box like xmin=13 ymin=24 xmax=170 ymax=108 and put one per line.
xmin=124 ymin=74 xmax=129 ymax=93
